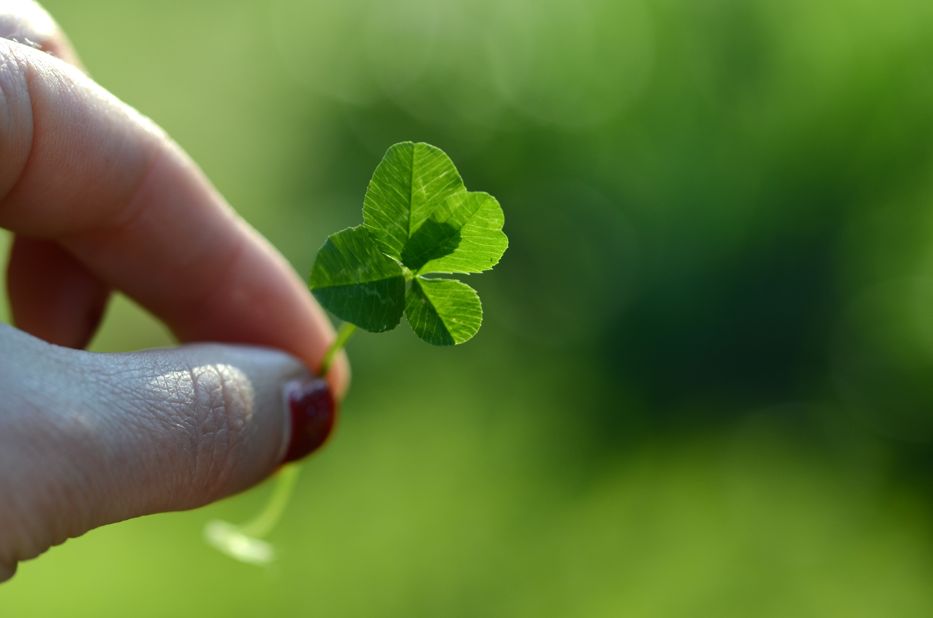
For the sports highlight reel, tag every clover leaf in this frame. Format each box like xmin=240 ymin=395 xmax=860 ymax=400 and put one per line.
xmin=308 ymin=226 xmax=406 ymax=332
xmin=405 ymin=277 xmax=483 ymax=345
xmin=309 ymin=141 xmax=507 ymax=346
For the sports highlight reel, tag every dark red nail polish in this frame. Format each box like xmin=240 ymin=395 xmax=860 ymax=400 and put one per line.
xmin=283 ymin=378 xmax=338 ymax=463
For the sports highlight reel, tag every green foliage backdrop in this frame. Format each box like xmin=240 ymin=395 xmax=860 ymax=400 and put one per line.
xmin=5 ymin=0 xmax=933 ymax=615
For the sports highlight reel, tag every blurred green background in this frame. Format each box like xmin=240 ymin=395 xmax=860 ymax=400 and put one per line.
xmin=5 ymin=0 xmax=933 ymax=615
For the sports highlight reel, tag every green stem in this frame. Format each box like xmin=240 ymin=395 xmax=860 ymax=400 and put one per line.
xmin=319 ymin=322 xmax=356 ymax=376
xmin=205 ymin=321 xmax=357 ymax=562
xmin=237 ymin=464 xmax=301 ymax=538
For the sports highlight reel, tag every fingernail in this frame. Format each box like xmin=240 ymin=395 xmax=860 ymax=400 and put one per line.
xmin=282 ymin=377 xmax=338 ymax=463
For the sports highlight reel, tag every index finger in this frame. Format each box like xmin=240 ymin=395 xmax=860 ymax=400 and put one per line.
xmin=0 ymin=40 xmax=348 ymax=391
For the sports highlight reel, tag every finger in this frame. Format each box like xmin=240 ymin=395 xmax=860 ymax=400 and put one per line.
xmin=0 ymin=41 xmax=349 ymax=391
xmin=1 ymin=4 xmax=107 ymax=348
xmin=0 ymin=324 xmax=337 ymax=580
xmin=7 ymin=236 xmax=110 ymax=348
xmin=0 ymin=0 xmax=80 ymax=64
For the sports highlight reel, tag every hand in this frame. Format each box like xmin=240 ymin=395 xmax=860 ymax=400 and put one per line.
xmin=0 ymin=1 xmax=348 ymax=582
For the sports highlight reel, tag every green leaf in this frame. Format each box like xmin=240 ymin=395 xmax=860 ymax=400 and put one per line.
xmin=308 ymin=141 xmax=507 ymax=347
xmin=415 ymin=191 xmax=508 ymax=274
xmin=362 ymin=141 xmax=466 ymax=259
xmin=405 ymin=277 xmax=483 ymax=346
xmin=309 ymin=226 xmax=406 ymax=332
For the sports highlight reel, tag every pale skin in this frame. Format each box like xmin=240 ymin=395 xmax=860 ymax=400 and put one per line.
xmin=0 ymin=1 xmax=349 ymax=581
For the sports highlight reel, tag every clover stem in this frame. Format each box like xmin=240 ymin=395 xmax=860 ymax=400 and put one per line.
xmin=236 ymin=463 xmax=301 ymax=538
xmin=319 ymin=322 xmax=356 ymax=376
xmin=205 ymin=462 xmax=303 ymax=565
xmin=205 ymin=322 xmax=355 ymax=564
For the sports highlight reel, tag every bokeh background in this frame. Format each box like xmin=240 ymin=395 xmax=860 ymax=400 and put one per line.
xmin=5 ymin=0 xmax=933 ymax=615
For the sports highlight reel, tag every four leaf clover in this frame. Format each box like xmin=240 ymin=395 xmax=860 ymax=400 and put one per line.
xmin=310 ymin=142 xmax=508 ymax=345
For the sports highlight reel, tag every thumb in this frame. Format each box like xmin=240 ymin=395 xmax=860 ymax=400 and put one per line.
xmin=0 ymin=325 xmax=337 ymax=582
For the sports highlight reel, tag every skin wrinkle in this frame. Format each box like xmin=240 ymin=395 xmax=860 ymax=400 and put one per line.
xmin=0 ymin=43 xmax=33 ymax=211
xmin=42 ymin=364 xmax=124 ymax=547
xmin=212 ymin=367 xmax=234 ymax=497
xmin=187 ymin=363 xmax=255 ymax=503
xmin=51 ymin=351 xmax=185 ymax=516
xmin=130 ymin=363 xmax=201 ymax=508
xmin=110 ymin=357 xmax=259 ymax=510
xmin=8 ymin=46 xmax=46 ymax=219
xmin=208 ymin=368 xmax=230 ymax=495
xmin=122 ymin=363 xmax=194 ymax=508
xmin=37 ymin=354 xmax=245 ymax=516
